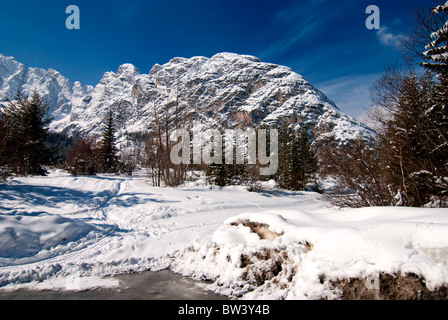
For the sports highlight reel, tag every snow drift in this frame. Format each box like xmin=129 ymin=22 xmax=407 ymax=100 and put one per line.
xmin=0 ymin=214 xmax=94 ymax=260
xmin=171 ymin=208 xmax=448 ymax=299
xmin=0 ymin=171 xmax=447 ymax=299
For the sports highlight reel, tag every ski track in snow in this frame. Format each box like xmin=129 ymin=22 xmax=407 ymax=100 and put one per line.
xmin=0 ymin=171 xmax=307 ymax=287
xmin=0 ymin=170 xmax=448 ymax=299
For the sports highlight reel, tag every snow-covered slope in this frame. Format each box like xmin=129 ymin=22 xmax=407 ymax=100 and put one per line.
xmin=0 ymin=171 xmax=447 ymax=299
xmin=0 ymin=54 xmax=93 ymax=126
xmin=0 ymin=53 xmax=375 ymax=143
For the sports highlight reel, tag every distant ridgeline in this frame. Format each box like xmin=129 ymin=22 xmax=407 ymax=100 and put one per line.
xmin=0 ymin=52 xmax=375 ymax=149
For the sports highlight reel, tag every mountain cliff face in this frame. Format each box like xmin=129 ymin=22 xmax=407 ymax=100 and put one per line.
xmin=0 ymin=54 xmax=93 ymax=127
xmin=0 ymin=52 xmax=375 ymax=144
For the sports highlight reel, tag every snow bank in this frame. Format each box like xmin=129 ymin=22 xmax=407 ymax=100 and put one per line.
xmin=0 ymin=214 xmax=95 ymax=262
xmin=171 ymin=207 xmax=448 ymax=299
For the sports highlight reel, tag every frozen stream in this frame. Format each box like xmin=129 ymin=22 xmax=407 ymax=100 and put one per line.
xmin=0 ymin=270 xmax=228 ymax=300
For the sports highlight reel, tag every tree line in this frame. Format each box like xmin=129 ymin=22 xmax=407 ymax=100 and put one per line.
xmin=203 ymin=124 xmax=317 ymax=191
xmin=0 ymin=91 xmax=318 ymax=192
xmin=0 ymin=92 xmax=52 ymax=179
xmin=0 ymin=96 xmax=132 ymax=180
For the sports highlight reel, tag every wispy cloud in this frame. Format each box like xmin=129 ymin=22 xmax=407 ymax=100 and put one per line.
xmin=258 ymin=1 xmax=338 ymax=60
xmin=316 ymin=73 xmax=381 ymax=119
xmin=376 ymin=26 xmax=407 ymax=49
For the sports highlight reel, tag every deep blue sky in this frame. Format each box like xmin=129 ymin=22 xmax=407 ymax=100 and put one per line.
xmin=0 ymin=0 xmax=433 ymax=118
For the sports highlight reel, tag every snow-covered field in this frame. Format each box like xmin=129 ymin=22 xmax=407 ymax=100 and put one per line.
xmin=0 ymin=170 xmax=447 ymax=299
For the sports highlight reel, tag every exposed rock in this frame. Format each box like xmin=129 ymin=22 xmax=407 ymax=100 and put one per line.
xmin=0 ymin=52 xmax=376 ymax=145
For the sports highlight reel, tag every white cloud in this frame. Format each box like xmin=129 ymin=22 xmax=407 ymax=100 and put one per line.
xmin=258 ymin=1 xmax=340 ymax=60
xmin=376 ymin=26 xmax=407 ymax=49
xmin=316 ymin=73 xmax=381 ymax=119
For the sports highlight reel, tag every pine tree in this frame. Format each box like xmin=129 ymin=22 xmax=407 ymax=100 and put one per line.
xmin=0 ymin=111 xmax=8 ymax=180
xmin=420 ymin=1 xmax=448 ymax=206
xmin=99 ymin=110 xmax=119 ymax=173
xmin=206 ymin=132 xmax=233 ymax=187
xmin=368 ymin=69 xmax=448 ymax=207
xmin=323 ymin=2 xmax=448 ymax=207
xmin=276 ymin=123 xmax=317 ymax=191
xmin=422 ymin=1 xmax=448 ymax=81
xmin=421 ymin=2 xmax=448 ymax=137
xmin=419 ymin=2 xmax=448 ymax=155
xmin=276 ymin=122 xmax=294 ymax=189
xmin=3 ymin=91 xmax=52 ymax=176
xmin=291 ymin=127 xmax=318 ymax=190
xmin=206 ymin=162 xmax=233 ymax=187
xmin=383 ymin=73 xmax=448 ymax=206
xmin=428 ymin=78 xmax=448 ymax=146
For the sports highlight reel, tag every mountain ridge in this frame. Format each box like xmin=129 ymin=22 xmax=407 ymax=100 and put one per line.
xmin=0 ymin=52 xmax=375 ymax=145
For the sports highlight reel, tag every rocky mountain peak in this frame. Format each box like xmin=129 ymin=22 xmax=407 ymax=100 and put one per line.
xmin=0 ymin=52 xmax=376 ymax=145
xmin=117 ymin=63 xmax=140 ymax=77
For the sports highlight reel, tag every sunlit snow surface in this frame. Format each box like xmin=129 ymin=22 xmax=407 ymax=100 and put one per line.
xmin=0 ymin=170 xmax=447 ymax=299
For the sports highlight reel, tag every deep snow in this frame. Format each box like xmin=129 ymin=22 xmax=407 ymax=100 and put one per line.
xmin=0 ymin=170 xmax=447 ymax=299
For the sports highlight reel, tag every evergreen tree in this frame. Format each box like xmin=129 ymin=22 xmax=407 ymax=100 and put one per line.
xmin=206 ymin=161 xmax=233 ymax=187
xmin=378 ymin=72 xmax=448 ymax=206
xmin=366 ymin=69 xmax=447 ymax=207
xmin=276 ymin=123 xmax=317 ymax=191
xmin=45 ymin=132 xmax=76 ymax=167
xmin=420 ymin=1 xmax=448 ymax=206
xmin=0 ymin=111 xmax=8 ymax=180
xmin=3 ymin=91 xmax=52 ymax=176
xmin=206 ymin=131 xmax=233 ymax=187
xmin=428 ymin=78 xmax=448 ymax=146
xmin=99 ymin=110 xmax=119 ymax=173
xmin=323 ymin=2 xmax=448 ymax=207
xmin=291 ymin=127 xmax=318 ymax=190
xmin=276 ymin=122 xmax=294 ymax=189
xmin=421 ymin=2 xmax=448 ymax=163
xmin=422 ymin=1 xmax=448 ymax=81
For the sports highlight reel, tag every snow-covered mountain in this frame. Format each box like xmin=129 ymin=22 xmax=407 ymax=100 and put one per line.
xmin=0 ymin=54 xmax=93 ymax=127
xmin=0 ymin=52 xmax=375 ymax=144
